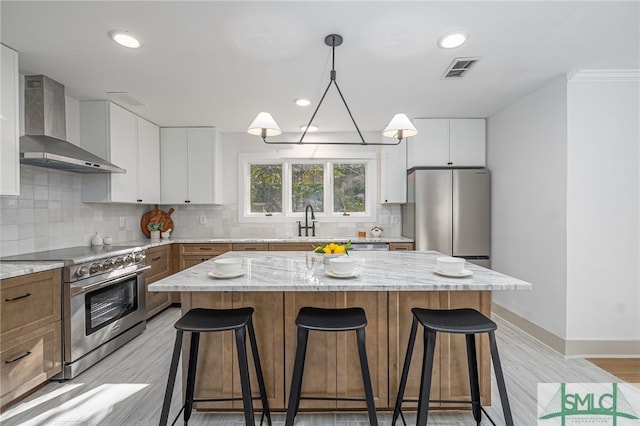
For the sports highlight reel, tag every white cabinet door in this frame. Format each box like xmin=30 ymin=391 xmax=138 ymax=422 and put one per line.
xmin=81 ymin=101 xmax=160 ymax=203
xmin=160 ymin=127 xmax=221 ymax=204
xmin=408 ymin=119 xmax=449 ymax=168
xmin=137 ymin=117 xmax=160 ymax=204
xmin=379 ymin=142 xmax=407 ymax=203
xmin=1 ymin=45 xmax=20 ymax=196
xmin=449 ymin=119 xmax=486 ymax=167
xmin=187 ymin=128 xmax=215 ymax=204
xmin=408 ymin=118 xmax=485 ymax=167
xmin=108 ymin=103 xmax=138 ymax=203
xmin=160 ymin=128 xmax=189 ymax=204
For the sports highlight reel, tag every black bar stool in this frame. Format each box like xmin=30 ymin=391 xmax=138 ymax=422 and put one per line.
xmin=285 ymin=307 xmax=378 ymax=426
xmin=392 ymin=308 xmax=513 ymax=426
xmin=159 ymin=307 xmax=272 ymax=426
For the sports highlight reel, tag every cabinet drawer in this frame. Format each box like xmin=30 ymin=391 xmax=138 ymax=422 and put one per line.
xmin=146 ymin=245 xmax=171 ymax=281
xmin=232 ymin=243 xmax=269 ymax=251
xmin=1 ymin=321 xmax=61 ymax=408
xmin=269 ymin=242 xmax=319 ymax=251
xmin=389 ymin=243 xmax=414 ymax=251
xmin=179 ymin=243 xmax=232 ymax=256
xmin=0 ymin=269 xmax=61 ymax=341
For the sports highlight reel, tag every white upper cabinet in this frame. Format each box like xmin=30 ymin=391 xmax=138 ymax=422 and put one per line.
xmin=137 ymin=117 xmax=161 ymax=203
xmin=160 ymin=127 xmax=222 ymax=204
xmin=1 ymin=45 xmax=20 ymax=196
xmin=80 ymin=101 xmax=160 ymax=203
xmin=379 ymin=142 xmax=407 ymax=204
xmin=407 ymin=118 xmax=486 ymax=168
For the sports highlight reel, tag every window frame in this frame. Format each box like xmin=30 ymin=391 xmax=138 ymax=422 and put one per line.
xmin=238 ymin=152 xmax=377 ymax=223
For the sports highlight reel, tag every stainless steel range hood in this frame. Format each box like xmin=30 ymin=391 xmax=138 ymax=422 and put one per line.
xmin=19 ymin=76 xmax=125 ymax=173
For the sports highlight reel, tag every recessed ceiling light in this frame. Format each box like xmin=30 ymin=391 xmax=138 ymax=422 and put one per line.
xmin=294 ymin=98 xmax=311 ymax=107
xmin=438 ymin=32 xmax=468 ymax=49
xmin=109 ymin=30 xmax=143 ymax=49
xmin=300 ymin=124 xmax=319 ymax=132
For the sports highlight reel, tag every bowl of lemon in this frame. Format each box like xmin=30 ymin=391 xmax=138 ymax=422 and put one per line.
xmin=313 ymin=241 xmax=352 ymax=264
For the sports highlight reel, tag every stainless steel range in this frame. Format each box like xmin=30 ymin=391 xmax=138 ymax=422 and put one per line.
xmin=2 ymin=245 xmax=148 ymax=379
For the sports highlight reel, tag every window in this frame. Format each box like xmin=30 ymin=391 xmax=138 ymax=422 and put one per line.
xmin=239 ymin=153 xmax=377 ymax=222
xmin=250 ymin=164 xmax=282 ymax=213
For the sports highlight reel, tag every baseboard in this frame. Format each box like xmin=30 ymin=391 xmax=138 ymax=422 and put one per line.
xmin=492 ymin=303 xmax=640 ymax=358
xmin=491 ymin=303 xmax=566 ymax=354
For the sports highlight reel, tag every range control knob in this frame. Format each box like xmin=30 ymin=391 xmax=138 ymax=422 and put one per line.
xmin=114 ymin=257 xmax=125 ymax=268
xmin=76 ymin=265 xmax=90 ymax=278
xmin=89 ymin=262 xmax=102 ymax=274
xmin=124 ymin=254 xmax=134 ymax=265
xmin=133 ymin=252 xmax=145 ymax=263
xmin=102 ymin=259 xmax=114 ymax=271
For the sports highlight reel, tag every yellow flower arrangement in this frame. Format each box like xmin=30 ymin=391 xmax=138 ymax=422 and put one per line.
xmin=312 ymin=241 xmax=352 ymax=255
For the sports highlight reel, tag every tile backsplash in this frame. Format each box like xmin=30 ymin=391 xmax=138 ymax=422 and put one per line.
xmin=1 ymin=166 xmax=403 ymax=257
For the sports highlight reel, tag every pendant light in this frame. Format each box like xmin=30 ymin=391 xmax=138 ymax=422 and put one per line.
xmin=247 ymin=34 xmax=417 ymax=145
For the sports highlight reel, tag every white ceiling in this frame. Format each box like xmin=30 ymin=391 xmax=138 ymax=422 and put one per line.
xmin=2 ymin=1 xmax=638 ymax=136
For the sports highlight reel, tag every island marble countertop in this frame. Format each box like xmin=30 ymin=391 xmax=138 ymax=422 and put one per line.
xmin=149 ymin=250 xmax=532 ymax=292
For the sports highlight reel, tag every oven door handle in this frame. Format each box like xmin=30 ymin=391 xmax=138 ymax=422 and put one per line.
xmin=71 ymin=266 xmax=152 ymax=296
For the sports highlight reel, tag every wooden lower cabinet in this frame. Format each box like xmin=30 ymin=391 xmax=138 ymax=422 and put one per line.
xmin=145 ymin=245 xmax=173 ymax=319
xmin=232 ymin=243 xmax=269 ymax=251
xmin=389 ymin=242 xmax=414 ymax=251
xmin=180 ymin=291 xmax=285 ymax=410
xmin=440 ymin=291 xmax=491 ymax=406
xmin=176 ymin=289 xmax=489 ymax=413
xmin=0 ymin=269 xmax=62 ymax=409
xmin=388 ymin=291 xmax=442 ymax=409
xmin=388 ymin=290 xmax=491 ymax=410
xmin=1 ymin=322 xmax=61 ymax=408
xmin=177 ymin=243 xmax=232 ymax=271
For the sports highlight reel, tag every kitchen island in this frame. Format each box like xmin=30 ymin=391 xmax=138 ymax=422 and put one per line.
xmin=149 ymin=250 xmax=531 ymax=412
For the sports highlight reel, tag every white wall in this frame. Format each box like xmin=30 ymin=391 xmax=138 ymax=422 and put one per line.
xmin=488 ymin=75 xmax=569 ymax=338
xmin=489 ymin=71 xmax=640 ymax=354
xmin=566 ymin=74 xmax=640 ymax=342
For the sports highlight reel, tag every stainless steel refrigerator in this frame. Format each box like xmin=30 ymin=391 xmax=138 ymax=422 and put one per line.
xmin=402 ymin=168 xmax=491 ymax=268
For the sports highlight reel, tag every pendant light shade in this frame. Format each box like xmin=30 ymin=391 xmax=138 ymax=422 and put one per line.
xmin=247 ymin=34 xmax=417 ymax=145
xmin=383 ymin=113 xmax=418 ymax=139
xmin=247 ymin=112 xmax=282 ymax=137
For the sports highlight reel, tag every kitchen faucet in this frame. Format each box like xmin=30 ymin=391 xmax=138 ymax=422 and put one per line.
xmin=298 ymin=204 xmax=316 ymax=237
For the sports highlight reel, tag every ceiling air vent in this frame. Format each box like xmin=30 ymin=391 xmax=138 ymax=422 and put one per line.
xmin=107 ymin=91 xmax=145 ymax=106
xmin=442 ymin=57 xmax=480 ymax=79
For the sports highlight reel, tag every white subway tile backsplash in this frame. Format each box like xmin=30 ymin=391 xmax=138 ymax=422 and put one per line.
xmin=0 ymin=165 xmax=404 ymax=257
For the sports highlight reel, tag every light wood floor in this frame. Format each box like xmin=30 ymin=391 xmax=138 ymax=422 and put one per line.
xmin=0 ymin=307 xmax=629 ymax=425
xmin=587 ymin=358 xmax=640 ymax=387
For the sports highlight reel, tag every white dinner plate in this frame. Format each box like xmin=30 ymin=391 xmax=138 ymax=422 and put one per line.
xmin=208 ymin=269 xmax=245 ymax=279
xmin=433 ymin=268 xmax=473 ymax=278
xmin=324 ymin=268 xmax=361 ymax=279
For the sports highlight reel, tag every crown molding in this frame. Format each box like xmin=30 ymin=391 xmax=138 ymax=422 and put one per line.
xmin=568 ymin=69 xmax=640 ymax=82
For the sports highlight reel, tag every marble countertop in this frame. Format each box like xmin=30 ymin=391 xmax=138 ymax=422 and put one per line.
xmin=0 ymin=261 xmax=65 ymax=280
xmin=149 ymin=250 xmax=532 ymax=292
xmin=124 ymin=235 xmax=413 ymax=249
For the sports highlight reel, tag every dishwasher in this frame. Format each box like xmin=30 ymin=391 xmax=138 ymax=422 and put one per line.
xmin=349 ymin=242 xmax=390 ymax=251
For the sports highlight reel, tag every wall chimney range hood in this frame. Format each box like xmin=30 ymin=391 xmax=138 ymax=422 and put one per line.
xmin=19 ymin=75 xmax=125 ymax=173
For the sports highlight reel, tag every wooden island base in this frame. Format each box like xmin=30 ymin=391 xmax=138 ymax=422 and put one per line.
xmin=179 ymin=290 xmax=491 ymax=412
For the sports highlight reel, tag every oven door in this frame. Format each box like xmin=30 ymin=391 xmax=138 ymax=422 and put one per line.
xmin=67 ymin=270 xmax=146 ymax=363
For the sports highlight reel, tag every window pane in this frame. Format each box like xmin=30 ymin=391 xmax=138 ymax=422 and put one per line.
xmin=250 ymin=164 xmax=282 ymax=213
xmin=291 ymin=164 xmax=324 ymax=212
xmin=333 ymin=163 xmax=365 ymax=213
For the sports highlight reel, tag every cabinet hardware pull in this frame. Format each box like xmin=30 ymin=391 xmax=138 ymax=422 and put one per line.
xmin=199 ymin=247 xmax=213 ymax=251
xmin=395 ymin=248 xmax=408 ymax=250
xmin=137 ymin=199 xmax=143 ymax=202
xmin=4 ymin=293 xmax=31 ymax=302
xmin=245 ymin=248 xmax=257 ymax=251
xmin=152 ymin=256 xmax=162 ymax=261
xmin=5 ymin=351 xmax=32 ymax=364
